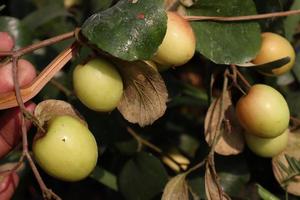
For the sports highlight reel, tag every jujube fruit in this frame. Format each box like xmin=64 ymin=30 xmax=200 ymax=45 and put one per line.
xmin=33 ymin=115 xmax=98 ymax=182
xmin=253 ymin=32 xmax=295 ymax=76
xmin=236 ymin=84 xmax=290 ymax=138
xmin=73 ymin=58 xmax=123 ymax=112
xmin=244 ymin=129 xmax=288 ymax=158
xmin=153 ymin=12 xmax=196 ymax=67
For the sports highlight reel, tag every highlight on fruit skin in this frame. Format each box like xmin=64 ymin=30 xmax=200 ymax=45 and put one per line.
xmin=236 ymin=84 xmax=290 ymax=138
xmin=33 ymin=115 xmax=98 ymax=182
xmin=73 ymin=58 xmax=123 ymax=112
xmin=252 ymin=32 xmax=295 ymax=76
xmin=153 ymin=11 xmax=196 ymax=68
xmin=244 ymin=129 xmax=289 ymax=158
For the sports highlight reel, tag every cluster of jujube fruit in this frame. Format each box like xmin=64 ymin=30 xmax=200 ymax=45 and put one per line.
xmin=236 ymin=32 xmax=295 ymax=158
xmin=23 ymin=11 xmax=298 ymax=182
xmin=31 ymin=11 xmax=196 ymax=181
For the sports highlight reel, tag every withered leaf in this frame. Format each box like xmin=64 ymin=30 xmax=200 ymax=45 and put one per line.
xmin=34 ymin=99 xmax=86 ymax=127
xmin=272 ymin=129 xmax=300 ymax=196
xmin=116 ymin=60 xmax=168 ymax=127
xmin=162 ymin=173 xmax=189 ymax=200
xmin=205 ymin=165 xmax=231 ymax=200
xmin=204 ymin=90 xmax=244 ymax=155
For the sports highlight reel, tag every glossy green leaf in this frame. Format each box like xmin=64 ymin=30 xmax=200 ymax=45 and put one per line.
xmin=82 ymin=0 xmax=167 ymax=61
xmin=0 ymin=16 xmax=32 ymax=49
xmin=90 ymin=166 xmax=118 ymax=191
xmin=187 ymin=0 xmax=261 ymax=64
xmin=119 ymin=152 xmax=168 ymax=200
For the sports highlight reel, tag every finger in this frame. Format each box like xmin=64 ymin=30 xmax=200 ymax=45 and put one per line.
xmin=0 ymin=172 xmax=19 ymax=200
xmin=0 ymin=102 xmax=36 ymax=158
xmin=0 ymin=32 xmax=14 ymax=52
xmin=0 ymin=59 xmax=37 ymax=93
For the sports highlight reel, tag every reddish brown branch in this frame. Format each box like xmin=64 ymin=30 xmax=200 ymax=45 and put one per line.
xmin=15 ymin=31 xmax=75 ymax=57
xmin=12 ymin=57 xmax=61 ymax=199
xmin=185 ymin=9 xmax=300 ymax=22
xmin=2 ymin=31 xmax=77 ymax=199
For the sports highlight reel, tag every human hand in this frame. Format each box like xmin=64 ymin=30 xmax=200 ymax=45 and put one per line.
xmin=0 ymin=32 xmax=36 ymax=200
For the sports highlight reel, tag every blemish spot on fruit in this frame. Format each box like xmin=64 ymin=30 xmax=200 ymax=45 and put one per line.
xmin=62 ymin=138 xmax=66 ymax=142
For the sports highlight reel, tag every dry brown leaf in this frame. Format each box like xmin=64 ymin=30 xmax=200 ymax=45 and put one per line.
xmin=34 ymin=99 xmax=86 ymax=127
xmin=162 ymin=173 xmax=189 ymax=200
xmin=116 ymin=60 xmax=168 ymax=127
xmin=272 ymin=130 xmax=300 ymax=196
xmin=205 ymin=165 xmax=231 ymax=200
xmin=204 ymin=90 xmax=244 ymax=155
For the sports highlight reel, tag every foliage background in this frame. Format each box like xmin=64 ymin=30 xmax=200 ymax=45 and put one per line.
xmin=1 ymin=0 xmax=300 ymax=199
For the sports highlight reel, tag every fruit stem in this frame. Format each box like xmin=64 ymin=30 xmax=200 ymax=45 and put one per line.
xmin=230 ymin=65 xmax=251 ymax=93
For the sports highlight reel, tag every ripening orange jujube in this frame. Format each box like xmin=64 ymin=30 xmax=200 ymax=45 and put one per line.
xmin=253 ymin=32 xmax=295 ymax=76
xmin=153 ymin=12 xmax=196 ymax=67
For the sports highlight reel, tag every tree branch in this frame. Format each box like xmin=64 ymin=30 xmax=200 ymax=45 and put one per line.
xmin=185 ymin=9 xmax=300 ymax=22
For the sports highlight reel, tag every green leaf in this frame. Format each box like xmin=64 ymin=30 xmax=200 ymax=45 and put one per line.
xmin=22 ymin=4 xmax=71 ymax=30
xmin=256 ymin=184 xmax=280 ymax=200
xmin=90 ymin=166 xmax=118 ymax=191
xmin=187 ymin=0 xmax=261 ymax=64
xmin=119 ymin=152 xmax=168 ymax=200
xmin=162 ymin=173 xmax=189 ymax=200
xmin=284 ymin=0 xmax=300 ymax=41
xmin=188 ymin=176 xmax=206 ymax=199
xmin=0 ymin=16 xmax=32 ymax=49
xmin=216 ymin=155 xmax=250 ymax=197
xmin=82 ymin=0 xmax=167 ymax=61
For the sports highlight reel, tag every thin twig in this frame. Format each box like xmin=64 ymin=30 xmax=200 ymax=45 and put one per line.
xmin=12 ymin=58 xmax=61 ymax=200
xmin=49 ymin=79 xmax=74 ymax=97
xmin=127 ymin=127 xmax=161 ymax=153
xmin=127 ymin=127 xmax=186 ymax=172
xmin=185 ymin=9 xmax=300 ymax=22
xmin=16 ymin=31 xmax=75 ymax=57
xmin=230 ymin=65 xmax=252 ymax=92
xmin=225 ymin=70 xmax=246 ymax=95
xmin=186 ymin=158 xmax=207 ymax=174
